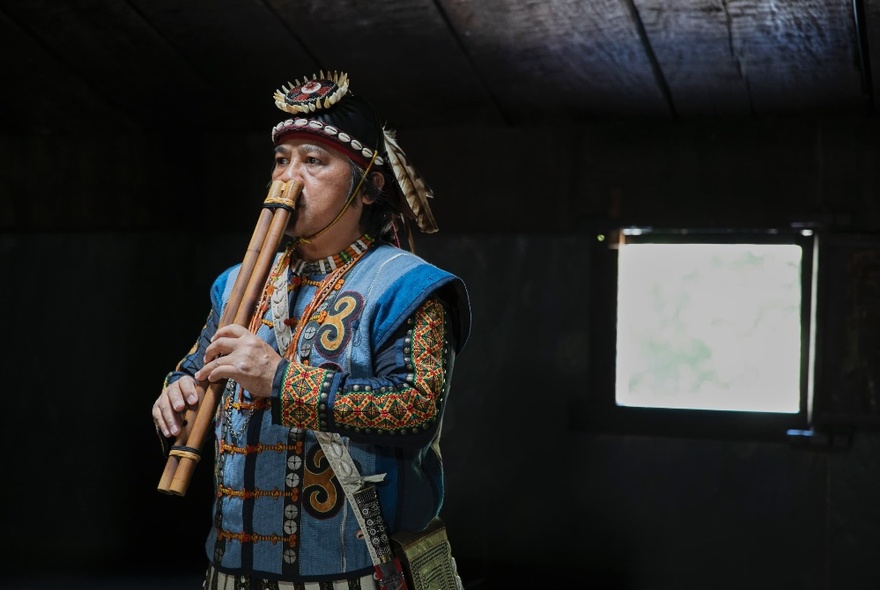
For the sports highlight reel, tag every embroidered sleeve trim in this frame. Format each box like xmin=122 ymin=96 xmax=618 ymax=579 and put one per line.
xmin=278 ymin=362 xmax=335 ymax=430
xmin=334 ymin=298 xmax=448 ymax=434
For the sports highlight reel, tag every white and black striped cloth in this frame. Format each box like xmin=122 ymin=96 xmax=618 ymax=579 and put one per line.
xmin=204 ymin=564 xmax=379 ymax=590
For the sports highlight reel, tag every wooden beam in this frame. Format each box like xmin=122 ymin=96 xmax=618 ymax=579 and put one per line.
xmin=264 ymin=0 xmax=506 ymax=128
xmin=634 ymin=0 xmax=753 ymax=117
xmin=0 ymin=7 xmax=135 ymax=134
xmin=128 ymin=0 xmax=320 ymax=131
xmin=722 ymin=0 xmax=863 ymax=115
xmin=437 ymin=0 xmax=670 ymax=122
xmin=1 ymin=0 xmax=248 ymax=131
xmin=862 ymin=0 xmax=880 ymax=112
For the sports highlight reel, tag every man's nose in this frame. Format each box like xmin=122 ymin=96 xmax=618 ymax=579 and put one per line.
xmin=283 ymin=162 xmax=299 ymax=180
xmin=275 ymin=157 xmax=302 ymax=181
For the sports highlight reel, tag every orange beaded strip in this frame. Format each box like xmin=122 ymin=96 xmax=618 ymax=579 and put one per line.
xmin=217 ymin=483 xmax=300 ymax=502
xmin=216 ymin=528 xmax=298 ymax=547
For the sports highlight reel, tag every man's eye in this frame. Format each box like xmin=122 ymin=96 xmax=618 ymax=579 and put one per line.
xmin=306 ymin=156 xmax=321 ymax=165
xmin=275 ymin=158 xmax=288 ymax=167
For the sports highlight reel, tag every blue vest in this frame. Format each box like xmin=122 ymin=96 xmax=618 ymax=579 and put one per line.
xmin=205 ymin=243 xmax=470 ymax=581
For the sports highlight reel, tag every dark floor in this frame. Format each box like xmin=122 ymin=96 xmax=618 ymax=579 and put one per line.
xmin=8 ymin=565 xmax=629 ymax=590
xmin=11 ymin=578 xmax=205 ymax=590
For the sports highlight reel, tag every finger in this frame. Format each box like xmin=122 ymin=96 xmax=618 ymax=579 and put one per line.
xmin=195 ymin=358 xmax=217 ymax=383
xmin=204 ymin=335 xmax=238 ymax=364
xmin=179 ymin=376 xmax=200 ymax=406
xmin=196 ymin=357 xmax=238 ymax=384
xmin=153 ymin=397 xmax=182 ymax=437
xmin=199 ymin=364 xmax=241 ymax=383
xmin=213 ymin=324 xmax=250 ymax=340
xmin=151 ymin=401 xmax=169 ymax=436
xmin=166 ymin=383 xmax=189 ymax=413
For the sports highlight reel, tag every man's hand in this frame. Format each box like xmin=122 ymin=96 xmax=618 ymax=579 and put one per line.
xmin=152 ymin=376 xmax=200 ymax=438
xmin=195 ymin=324 xmax=282 ymax=397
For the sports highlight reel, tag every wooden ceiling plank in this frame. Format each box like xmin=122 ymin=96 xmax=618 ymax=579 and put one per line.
xmin=634 ymin=0 xmax=754 ymax=117
xmin=263 ymin=0 xmax=505 ymax=129
xmin=862 ymin=0 xmax=880 ymax=111
xmin=0 ymin=7 xmax=136 ymax=134
xmin=725 ymin=0 xmax=863 ymax=115
xmin=0 ymin=0 xmax=872 ymax=136
xmin=1 ymin=0 xmax=246 ymax=130
xmin=128 ymin=0 xmax=320 ymax=131
xmin=436 ymin=0 xmax=670 ymax=121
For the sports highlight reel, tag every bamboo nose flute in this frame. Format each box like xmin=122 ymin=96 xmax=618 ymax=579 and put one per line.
xmin=157 ymin=179 xmax=302 ymax=496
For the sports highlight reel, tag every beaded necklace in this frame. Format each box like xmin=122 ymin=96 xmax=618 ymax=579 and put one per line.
xmin=290 ymin=236 xmax=373 ymax=275
xmin=283 ymin=237 xmax=374 ymax=364
xmin=247 ymin=234 xmax=375 ymax=360
xmin=247 ymin=236 xmax=373 ymax=333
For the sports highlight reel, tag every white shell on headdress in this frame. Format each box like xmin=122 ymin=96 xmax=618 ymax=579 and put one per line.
xmin=270 ymin=118 xmax=385 ymax=167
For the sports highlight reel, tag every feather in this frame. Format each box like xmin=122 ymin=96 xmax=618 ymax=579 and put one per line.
xmin=382 ymin=128 xmax=438 ymax=234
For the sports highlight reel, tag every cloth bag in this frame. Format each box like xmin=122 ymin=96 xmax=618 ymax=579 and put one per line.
xmin=390 ymin=517 xmax=462 ymax=590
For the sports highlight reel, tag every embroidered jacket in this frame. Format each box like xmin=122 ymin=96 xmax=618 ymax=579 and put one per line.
xmin=164 ymin=240 xmax=470 ymax=582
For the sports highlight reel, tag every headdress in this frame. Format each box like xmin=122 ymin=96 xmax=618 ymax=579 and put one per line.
xmin=271 ymin=71 xmax=438 ymax=239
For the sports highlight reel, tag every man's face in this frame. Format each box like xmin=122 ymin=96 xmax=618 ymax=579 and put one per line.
xmin=272 ymin=136 xmax=358 ymax=240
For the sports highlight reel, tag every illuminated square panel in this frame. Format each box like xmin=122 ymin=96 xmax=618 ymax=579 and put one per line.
xmin=615 ymin=241 xmax=804 ymax=414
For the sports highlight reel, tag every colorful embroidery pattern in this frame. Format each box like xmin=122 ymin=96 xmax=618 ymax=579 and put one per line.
xmin=334 ymin=298 xmax=448 ymax=433
xmin=279 ymin=363 xmax=333 ymax=429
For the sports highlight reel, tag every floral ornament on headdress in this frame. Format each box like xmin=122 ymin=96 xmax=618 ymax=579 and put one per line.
xmin=271 ymin=70 xmax=438 ymax=235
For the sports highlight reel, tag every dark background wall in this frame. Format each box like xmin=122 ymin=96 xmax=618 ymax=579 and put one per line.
xmin=4 ymin=115 xmax=880 ymax=589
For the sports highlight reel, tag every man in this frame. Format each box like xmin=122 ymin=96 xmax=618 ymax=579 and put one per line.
xmin=152 ymin=70 xmax=470 ymax=589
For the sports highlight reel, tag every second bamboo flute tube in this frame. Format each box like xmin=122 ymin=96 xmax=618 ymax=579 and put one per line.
xmin=157 ymin=179 xmax=302 ymax=496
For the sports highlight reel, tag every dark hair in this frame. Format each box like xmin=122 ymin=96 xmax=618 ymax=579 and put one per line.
xmin=349 ymin=160 xmax=398 ymax=243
